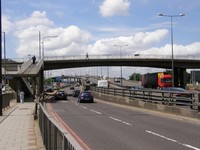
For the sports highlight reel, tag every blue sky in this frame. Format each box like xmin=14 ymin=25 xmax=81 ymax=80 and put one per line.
xmin=2 ymin=0 xmax=200 ymax=77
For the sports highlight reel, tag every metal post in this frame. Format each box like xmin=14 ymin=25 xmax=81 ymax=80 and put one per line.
xmin=3 ymin=32 xmax=6 ymax=86
xmin=39 ymin=31 xmax=41 ymax=59
xmin=42 ymin=35 xmax=58 ymax=100
xmin=120 ymin=46 xmax=122 ymax=86
xmin=158 ymin=13 xmax=185 ymax=87
xmin=114 ymin=44 xmax=128 ymax=86
xmin=170 ymin=16 xmax=174 ymax=87
xmin=0 ymin=0 xmax=2 ymax=116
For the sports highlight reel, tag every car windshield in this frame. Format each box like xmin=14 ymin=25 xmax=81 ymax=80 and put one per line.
xmin=58 ymin=91 xmax=65 ymax=94
xmin=163 ymin=87 xmax=186 ymax=92
xmin=171 ymin=88 xmax=186 ymax=92
xmin=81 ymin=92 xmax=91 ymax=96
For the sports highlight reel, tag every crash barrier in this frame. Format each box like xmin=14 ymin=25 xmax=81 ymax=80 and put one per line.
xmin=91 ymin=87 xmax=200 ymax=111
xmin=38 ymin=100 xmax=82 ymax=150
xmin=2 ymin=92 xmax=16 ymax=110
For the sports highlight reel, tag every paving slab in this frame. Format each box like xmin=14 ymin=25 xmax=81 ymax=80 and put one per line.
xmin=0 ymin=102 xmax=45 ymax=150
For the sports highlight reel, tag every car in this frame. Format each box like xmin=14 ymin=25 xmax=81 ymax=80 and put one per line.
xmin=73 ymin=90 xmax=80 ymax=97
xmin=70 ymin=86 xmax=75 ymax=90
xmin=44 ymin=86 xmax=54 ymax=93
xmin=54 ymin=90 xmax=67 ymax=100
xmin=130 ymin=86 xmax=143 ymax=90
xmin=90 ymin=82 xmax=97 ymax=87
xmin=67 ymin=90 xmax=74 ymax=96
xmin=162 ymin=87 xmax=192 ymax=105
xmin=78 ymin=91 xmax=94 ymax=103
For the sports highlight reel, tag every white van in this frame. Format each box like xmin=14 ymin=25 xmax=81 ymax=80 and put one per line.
xmin=97 ymin=80 xmax=108 ymax=88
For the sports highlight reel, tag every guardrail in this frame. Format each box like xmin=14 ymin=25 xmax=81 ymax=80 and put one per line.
xmin=91 ymin=87 xmax=200 ymax=110
xmin=38 ymin=96 xmax=83 ymax=150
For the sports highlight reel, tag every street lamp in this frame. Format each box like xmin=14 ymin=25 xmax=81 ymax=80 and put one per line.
xmin=114 ymin=44 xmax=128 ymax=86
xmin=0 ymin=0 xmax=3 ymax=116
xmin=41 ymin=36 xmax=58 ymax=88
xmin=158 ymin=13 xmax=185 ymax=87
xmin=2 ymin=32 xmax=6 ymax=86
xmin=42 ymin=36 xmax=58 ymax=58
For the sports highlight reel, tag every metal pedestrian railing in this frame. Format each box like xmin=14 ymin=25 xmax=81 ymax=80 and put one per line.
xmin=38 ymin=101 xmax=83 ymax=150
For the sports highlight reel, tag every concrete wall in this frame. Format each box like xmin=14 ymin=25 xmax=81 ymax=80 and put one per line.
xmin=2 ymin=93 xmax=16 ymax=109
xmin=92 ymin=91 xmax=200 ymax=120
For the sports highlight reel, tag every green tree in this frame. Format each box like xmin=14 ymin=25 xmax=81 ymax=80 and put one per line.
xmin=129 ymin=73 xmax=141 ymax=81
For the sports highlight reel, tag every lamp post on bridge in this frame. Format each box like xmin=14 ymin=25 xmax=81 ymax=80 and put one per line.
xmin=114 ymin=44 xmax=128 ymax=86
xmin=158 ymin=13 xmax=185 ymax=87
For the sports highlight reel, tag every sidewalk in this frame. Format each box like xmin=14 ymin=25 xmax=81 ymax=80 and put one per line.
xmin=0 ymin=101 xmax=45 ymax=150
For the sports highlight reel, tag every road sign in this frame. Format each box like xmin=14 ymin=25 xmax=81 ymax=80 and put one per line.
xmin=3 ymin=75 xmax=13 ymax=80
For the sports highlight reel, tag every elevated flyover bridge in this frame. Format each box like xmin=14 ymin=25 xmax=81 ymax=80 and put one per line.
xmin=43 ymin=54 xmax=200 ymax=69
xmin=43 ymin=54 xmax=200 ymax=88
xmin=2 ymin=54 xmax=200 ymax=102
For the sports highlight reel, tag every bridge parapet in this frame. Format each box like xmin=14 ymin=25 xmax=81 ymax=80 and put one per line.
xmin=42 ymin=54 xmax=200 ymax=61
xmin=18 ymin=59 xmax=32 ymax=74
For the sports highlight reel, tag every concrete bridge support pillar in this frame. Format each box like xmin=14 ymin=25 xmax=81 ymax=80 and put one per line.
xmin=174 ymin=68 xmax=187 ymax=88
xmin=180 ymin=68 xmax=187 ymax=89
xmin=32 ymin=77 xmax=36 ymax=98
xmin=174 ymin=68 xmax=179 ymax=87
xmin=37 ymin=71 xmax=43 ymax=95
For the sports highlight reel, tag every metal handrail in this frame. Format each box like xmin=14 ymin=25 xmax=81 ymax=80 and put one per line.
xmin=38 ymin=101 xmax=83 ymax=150
xmin=91 ymin=87 xmax=200 ymax=110
xmin=8 ymin=54 xmax=200 ymax=62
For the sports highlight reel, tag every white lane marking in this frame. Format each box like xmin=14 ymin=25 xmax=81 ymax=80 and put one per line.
xmin=109 ymin=116 xmax=132 ymax=126
xmin=146 ymin=130 xmax=200 ymax=150
xmin=90 ymin=109 xmax=102 ymax=114
xmin=146 ymin=130 xmax=177 ymax=142
xmin=122 ymin=121 xmax=132 ymax=126
xmin=80 ymin=106 xmax=87 ymax=109
xmin=182 ymin=144 xmax=200 ymax=150
xmin=109 ymin=116 xmax=121 ymax=122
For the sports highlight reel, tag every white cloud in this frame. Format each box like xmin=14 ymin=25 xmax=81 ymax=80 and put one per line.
xmin=2 ymin=15 xmax=13 ymax=33
xmin=99 ymin=0 xmax=130 ymax=17
xmin=5 ymin=10 xmax=200 ymax=63
xmin=15 ymin=11 xmax=53 ymax=31
xmin=138 ymin=42 xmax=200 ymax=56
xmin=88 ymin=29 xmax=168 ymax=55
xmin=12 ymin=11 xmax=92 ymax=57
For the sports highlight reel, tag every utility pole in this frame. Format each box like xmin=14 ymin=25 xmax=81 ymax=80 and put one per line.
xmin=0 ymin=0 xmax=3 ymax=116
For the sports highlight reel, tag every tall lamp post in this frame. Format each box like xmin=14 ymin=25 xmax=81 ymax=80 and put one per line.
xmin=114 ymin=44 xmax=128 ymax=86
xmin=42 ymin=36 xmax=58 ymax=88
xmin=0 ymin=0 xmax=2 ymax=115
xmin=158 ymin=13 xmax=185 ymax=87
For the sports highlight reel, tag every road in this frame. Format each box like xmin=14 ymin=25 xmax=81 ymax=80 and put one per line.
xmin=47 ymin=95 xmax=200 ymax=150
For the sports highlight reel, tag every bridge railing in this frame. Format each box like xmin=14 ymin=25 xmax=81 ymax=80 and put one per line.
xmin=91 ymin=87 xmax=200 ymax=110
xmin=8 ymin=54 xmax=200 ymax=63
xmin=39 ymin=54 xmax=200 ymax=61
xmin=17 ymin=58 xmax=32 ymax=74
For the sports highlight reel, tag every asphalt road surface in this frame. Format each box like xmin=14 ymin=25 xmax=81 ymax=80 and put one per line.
xmin=47 ymin=96 xmax=200 ymax=150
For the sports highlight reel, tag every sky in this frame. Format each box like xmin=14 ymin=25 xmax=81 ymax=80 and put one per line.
xmin=2 ymin=0 xmax=200 ymax=78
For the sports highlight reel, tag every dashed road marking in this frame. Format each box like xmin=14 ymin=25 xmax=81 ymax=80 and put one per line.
xmin=90 ymin=109 xmax=102 ymax=114
xmin=146 ymin=130 xmax=200 ymax=150
xmin=109 ymin=116 xmax=132 ymax=126
xmin=80 ymin=106 xmax=87 ymax=109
